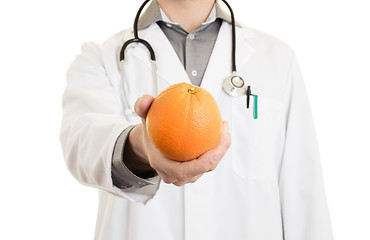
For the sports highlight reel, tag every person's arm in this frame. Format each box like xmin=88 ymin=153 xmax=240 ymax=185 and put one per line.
xmin=278 ymin=52 xmax=333 ymax=239
xmin=60 ymin=42 xmax=160 ymax=204
xmin=60 ymin=42 xmax=231 ymax=203
xmin=111 ymin=125 xmax=159 ymax=189
xmin=116 ymin=95 xmax=232 ymax=187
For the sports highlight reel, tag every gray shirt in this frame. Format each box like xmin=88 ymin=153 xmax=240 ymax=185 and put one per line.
xmin=112 ymin=0 xmax=232 ymax=189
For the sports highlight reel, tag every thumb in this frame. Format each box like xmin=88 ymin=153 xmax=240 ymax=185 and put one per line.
xmin=134 ymin=95 xmax=154 ymax=120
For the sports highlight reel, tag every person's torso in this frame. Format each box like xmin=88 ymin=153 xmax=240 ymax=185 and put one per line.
xmin=94 ymin=21 xmax=293 ymax=240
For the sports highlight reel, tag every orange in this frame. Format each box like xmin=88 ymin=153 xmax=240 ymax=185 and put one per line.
xmin=146 ymin=82 xmax=222 ymax=161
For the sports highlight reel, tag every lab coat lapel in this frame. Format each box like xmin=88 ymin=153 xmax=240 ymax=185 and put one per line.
xmin=136 ymin=24 xmax=191 ymax=87
xmin=201 ymin=22 xmax=256 ymax=97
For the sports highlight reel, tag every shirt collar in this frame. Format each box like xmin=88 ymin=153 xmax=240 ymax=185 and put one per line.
xmin=137 ymin=0 xmax=240 ymax=30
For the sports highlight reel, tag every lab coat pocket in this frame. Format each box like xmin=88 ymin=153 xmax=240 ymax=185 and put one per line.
xmin=231 ymin=96 xmax=284 ymax=181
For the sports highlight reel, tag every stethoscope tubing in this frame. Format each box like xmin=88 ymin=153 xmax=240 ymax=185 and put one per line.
xmin=119 ymin=0 xmax=257 ymax=118
xmin=220 ymin=0 xmax=236 ymax=73
xmin=120 ymin=0 xmax=237 ymax=70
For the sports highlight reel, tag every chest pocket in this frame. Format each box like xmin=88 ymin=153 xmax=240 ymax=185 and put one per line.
xmin=231 ymin=95 xmax=284 ymax=181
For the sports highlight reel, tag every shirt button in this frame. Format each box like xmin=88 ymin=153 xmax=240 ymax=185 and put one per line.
xmin=191 ymin=70 xmax=197 ymax=76
xmin=166 ymin=23 xmax=172 ymax=28
xmin=189 ymin=34 xmax=195 ymax=40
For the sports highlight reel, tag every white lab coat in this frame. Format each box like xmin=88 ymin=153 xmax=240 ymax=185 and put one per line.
xmin=60 ymin=20 xmax=333 ymax=240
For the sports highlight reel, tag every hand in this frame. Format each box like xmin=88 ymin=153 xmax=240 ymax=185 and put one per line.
xmin=127 ymin=95 xmax=231 ymax=186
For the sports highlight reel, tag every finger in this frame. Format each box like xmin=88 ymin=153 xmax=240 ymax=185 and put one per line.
xmin=152 ymin=156 xmax=199 ymax=184
xmin=179 ymin=121 xmax=231 ymax=177
xmin=217 ymin=121 xmax=231 ymax=153
xmin=134 ymin=95 xmax=154 ymax=120
xmin=189 ymin=174 xmax=203 ymax=183
xmin=150 ymin=121 xmax=230 ymax=185
xmin=172 ymin=173 xmax=203 ymax=187
xmin=156 ymin=169 xmax=177 ymax=184
xmin=173 ymin=181 xmax=185 ymax=187
xmin=199 ymin=121 xmax=231 ymax=164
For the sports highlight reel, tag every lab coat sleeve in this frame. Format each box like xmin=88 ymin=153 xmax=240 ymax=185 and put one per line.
xmin=111 ymin=125 xmax=159 ymax=188
xmin=59 ymin=42 xmax=160 ymax=205
xmin=278 ymin=52 xmax=333 ymax=239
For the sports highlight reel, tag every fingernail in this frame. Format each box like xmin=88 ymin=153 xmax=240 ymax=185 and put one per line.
xmin=135 ymin=97 xmax=142 ymax=113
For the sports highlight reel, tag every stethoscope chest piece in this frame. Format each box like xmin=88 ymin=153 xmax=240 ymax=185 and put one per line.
xmin=222 ymin=73 xmax=258 ymax=119
xmin=222 ymin=74 xmax=247 ymax=97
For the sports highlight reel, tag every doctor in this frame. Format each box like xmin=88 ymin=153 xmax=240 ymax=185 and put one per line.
xmin=60 ymin=0 xmax=333 ymax=239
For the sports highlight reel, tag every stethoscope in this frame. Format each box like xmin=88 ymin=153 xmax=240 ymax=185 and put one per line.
xmin=120 ymin=0 xmax=258 ymax=119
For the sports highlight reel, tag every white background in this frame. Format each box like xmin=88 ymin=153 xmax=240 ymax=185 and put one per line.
xmin=0 ymin=0 xmax=369 ymax=239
